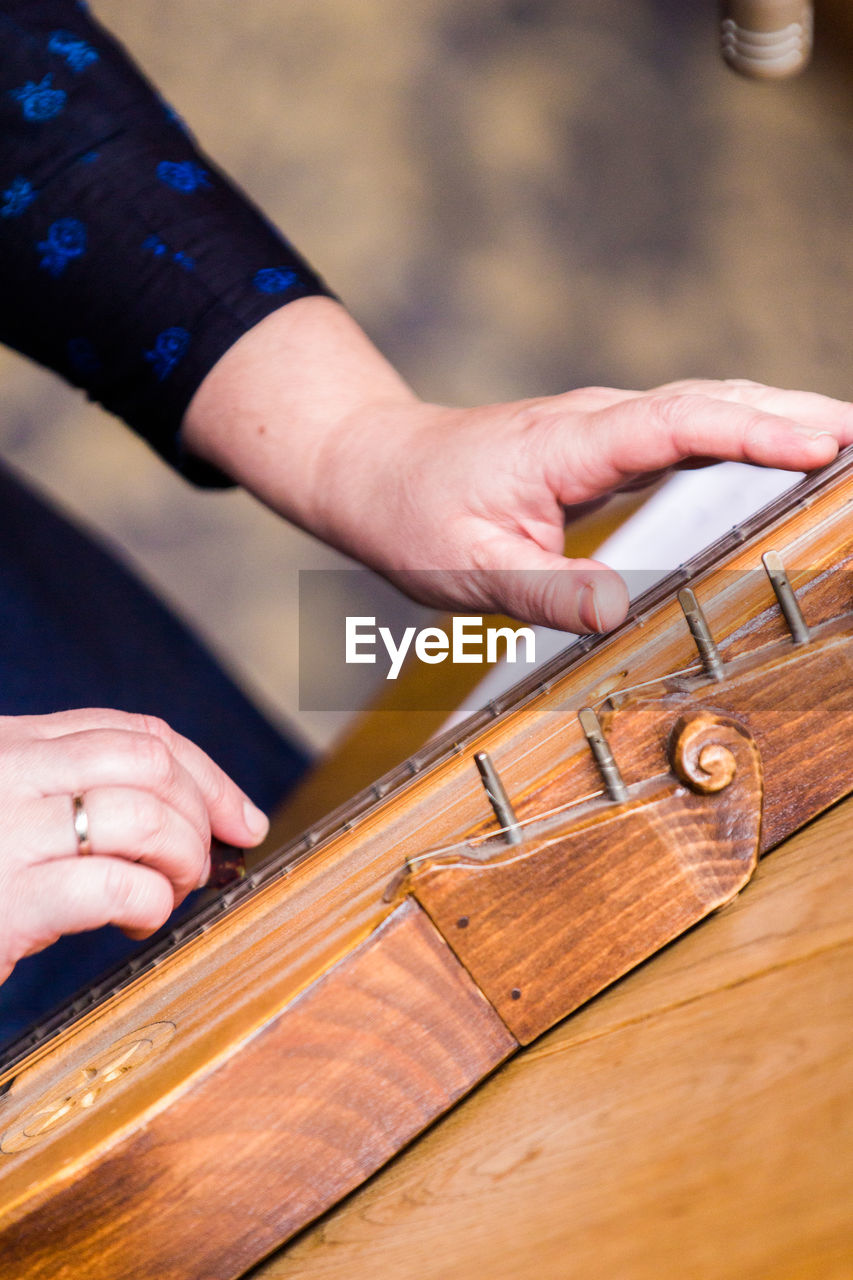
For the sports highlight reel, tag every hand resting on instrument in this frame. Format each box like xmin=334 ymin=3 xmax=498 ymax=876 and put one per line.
xmin=0 ymin=709 xmax=269 ymax=984
xmin=184 ymin=297 xmax=853 ymax=634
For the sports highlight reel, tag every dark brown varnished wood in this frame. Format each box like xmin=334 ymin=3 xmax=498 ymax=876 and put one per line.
xmin=515 ymin=612 xmax=853 ymax=858
xmin=0 ymin=901 xmax=514 ymax=1280
xmin=409 ymin=713 xmax=763 ymax=1043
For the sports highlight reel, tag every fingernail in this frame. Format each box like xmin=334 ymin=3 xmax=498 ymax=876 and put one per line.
xmin=243 ymin=799 xmax=269 ymax=840
xmin=579 ymin=583 xmax=604 ymax=632
xmin=792 ymin=426 xmax=837 ymax=442
xmin=579 ymin=574 xmax=629 ymax=633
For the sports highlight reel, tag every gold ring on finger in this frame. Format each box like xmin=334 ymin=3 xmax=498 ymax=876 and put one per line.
xmin=72 ymin=792 xmax=91 ymax=856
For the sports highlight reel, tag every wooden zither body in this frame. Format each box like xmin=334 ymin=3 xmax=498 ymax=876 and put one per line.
xmin=0 ymin=454 xmax=851 ymax=1280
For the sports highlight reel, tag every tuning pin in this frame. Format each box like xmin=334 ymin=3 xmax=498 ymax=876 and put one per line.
xmin=678 ymin=588 xmax=725 ymax=681
xmin=474 ymin=751 xmax=522 ymax=845
xmin=578 ymin=707 xmax=628 ymax=803
xmin=762 ymin=551 xmax=810 ymax=644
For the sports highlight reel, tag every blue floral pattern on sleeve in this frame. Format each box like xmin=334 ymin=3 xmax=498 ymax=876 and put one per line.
xmin=156 ymin=161 xmax=211 ymax=193
xmin=253 ymin=267 xmax=298 ymax=294
xmin=143 ymin=233 xmax=168 ymax=258
xmin=37 ymin=218 xmax=87 ymax=275
xmin=144 ymin=326 xmax=191 ymax=380
xmin=1 ymin=178 xmax=36 ymax=219
xmin=48 ymin=31 xmax=99 ymax=73
xmin=9 ymin=75 xmax=67 ymax=122
xmin=0 ymin=0 xmax=333 ymax=473
xmin=143 ymin=234 xmax=196 ymax=271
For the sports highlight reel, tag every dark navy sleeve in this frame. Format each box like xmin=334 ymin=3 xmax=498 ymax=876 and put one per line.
xmin=0 ymin=0 xmax=335 ymax=483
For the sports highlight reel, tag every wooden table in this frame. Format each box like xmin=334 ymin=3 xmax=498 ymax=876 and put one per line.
xmin=254 ymin=793 xmax=853 ymax=1280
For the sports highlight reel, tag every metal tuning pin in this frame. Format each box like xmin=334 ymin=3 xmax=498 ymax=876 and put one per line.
xmin=762 ymin=551 xmax=810 ymax=645
xmin=677 ymin=588 xmax=725 ymax=681
xmin=578 ymin=707 xmax=628 ymax=803
xmin=474 ymin=751 xmax=523 ymax=845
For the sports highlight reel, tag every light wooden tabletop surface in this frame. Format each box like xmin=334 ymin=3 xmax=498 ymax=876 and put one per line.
xmin=253 ymin=793 xmax=853 ymax=1280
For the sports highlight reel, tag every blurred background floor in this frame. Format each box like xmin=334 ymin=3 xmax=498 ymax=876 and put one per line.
xmin=0 ymin=0 xmax=850 ymax=757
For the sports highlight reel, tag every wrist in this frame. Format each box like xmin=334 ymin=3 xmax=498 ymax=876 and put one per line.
xmin=181 ymin=297 xmax=419 ymax=537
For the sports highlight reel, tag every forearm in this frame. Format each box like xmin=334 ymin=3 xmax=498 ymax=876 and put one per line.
xmin=182 ymin=297 xmax=420 ymax=539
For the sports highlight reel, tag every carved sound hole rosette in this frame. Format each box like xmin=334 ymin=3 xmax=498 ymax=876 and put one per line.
xmin=409 ymin=711 xmax=764 ymax=1043
xmin=0 ymin=1021 xmax=175 ymax=1154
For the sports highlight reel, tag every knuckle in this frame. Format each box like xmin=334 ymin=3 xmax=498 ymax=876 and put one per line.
xmin=467 ymin=532 xmax=505 ymax=581
xmin=740 ymin=411 xmax=773 ymax=445
xmin=100 ymin=858 xmax=141 ymax=915
xmin=653 ymin=378 xmax=699 ymax=395
xmin=649 ymin=393 xmax=707 ymax=448
xmin=133 ymin=734 xmax=175 ymax=789
xmin=508 ymin=400 xmax=552 ymax=438
xmin=525 ymin=571 xmax=574 ymax=627
xmin=202 ymin=762 xmax=227 ymax=811
xmin=86 ymin=708 xmax=145 ymax=734
xmin=138 ymin=713 xmax=177 ymax=749
xmin=651 ymin=391 xmax=695 ymax=425
xmin=117 ymin=710 xmax=155 ymax=736
xmin=101 ymin=860 xmax=172 ymax=930
xmin=124 ymin=790 xmax=171 ymax=850
xmin=722 ymin=377 xmax=764 ymax=395
xmin=66 ymin=727 xmax=137 ymax=783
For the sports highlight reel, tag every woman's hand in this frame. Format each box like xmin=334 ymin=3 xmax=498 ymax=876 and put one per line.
xmin=184 ymin=299 xmax=853 ymax=633
xmin=0 ymin=709 xmax=269 ymax=984
xmin=319 ymin=377 xmax=853 ymax=631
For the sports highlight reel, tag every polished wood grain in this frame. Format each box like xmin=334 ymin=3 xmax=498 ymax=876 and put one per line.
xmin=410 ymin=713 xmax=763 ymax=1042
xmin=257 ymin=795 xmax=853 ymax=1280
xmin=598 ymin=614 xmax=853 ymax=853
xmin=0 ymin=462 xmax=850 ymax=1278
xmin=0 ymin=901 xmax=514 ymax=1280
